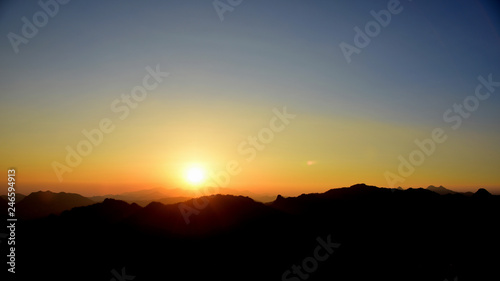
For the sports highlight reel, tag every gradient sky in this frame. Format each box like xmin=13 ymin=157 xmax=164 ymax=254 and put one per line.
xmin=1 ymin=0 xmax=499 ymax=196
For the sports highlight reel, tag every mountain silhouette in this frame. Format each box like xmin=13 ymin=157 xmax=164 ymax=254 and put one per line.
xmin=16 ymin=191 xmax=95 ymax=219
xmin=89 ymin=186 xmax=276 ymax=205
xmin=1 ymin=193 xmax=26 ymax=202
xmin=89 ymin=186 xmax=181 ymax=202
xmin=12 ymin=184 xmax=500 ymax=281
xmin=132 ymin=196 xmax=193 ymax=207
xmin=426 ymin=185 xmax=459 ymax=195
xmin=473 ymin=188 xmax=492 ymax=198
xmin=59 ymin=198 xmax=142 ymax=223
xmin=126 ymin=194 xmax=285 ymax=237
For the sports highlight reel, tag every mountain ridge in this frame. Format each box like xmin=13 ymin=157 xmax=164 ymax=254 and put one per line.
xmin=15 ymin=190 xmax=95 ymax=219
xmin=8 ymin=184 xmax=496 ymax=220
xmin=15 ymin=183 xmax=500 ymax=280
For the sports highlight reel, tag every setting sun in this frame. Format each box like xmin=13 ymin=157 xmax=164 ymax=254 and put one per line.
xmin=185 ymin=166 xmax=206 ymax=185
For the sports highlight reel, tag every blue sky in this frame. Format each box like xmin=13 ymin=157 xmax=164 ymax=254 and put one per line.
xmin=2 ymin=0 xmax=499 ymax=120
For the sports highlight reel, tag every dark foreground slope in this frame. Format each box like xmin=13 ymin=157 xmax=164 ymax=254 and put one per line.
xmin=6 ymin=184 xmax=500 ymax=281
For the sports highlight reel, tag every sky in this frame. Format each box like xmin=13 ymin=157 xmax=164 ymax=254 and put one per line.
xmin=1 ymin=0 xmax=499 ymax=196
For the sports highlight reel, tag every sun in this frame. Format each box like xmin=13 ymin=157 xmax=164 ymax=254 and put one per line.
xmin=185 ymin=166 xmax=206 ymax=185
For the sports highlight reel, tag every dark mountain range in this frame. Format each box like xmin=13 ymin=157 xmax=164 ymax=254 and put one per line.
xmin=126 ymin=194 xmax=287 ymax=237
xmin=0 ymin=193 xmax=25 ymax=202
xmin=15 ymin=191 xmax=95 ymax=219
xmin=473 ymin=188 xmax=492 ymax=198
xmin=89 ymin=186 xmax=276 ymax=205
xmin=89 ymin=187 xmax=193 ymax=206
xmin=88 ymin=186 xmax=179 ymax=202
xmin=9 ymin=184 xmax=500 ymax=281
xmin=58 ymin=198 xmax=143 ymax=224
xmin=131 ymin=196 xmax=193 ymax=207
xmin=426 ymin=185 xmax=459 ymax=195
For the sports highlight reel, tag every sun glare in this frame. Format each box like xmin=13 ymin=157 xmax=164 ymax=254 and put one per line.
xmin=185 ymin=166 xmax=206 ymax=185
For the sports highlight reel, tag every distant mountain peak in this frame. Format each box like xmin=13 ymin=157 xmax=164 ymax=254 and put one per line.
xmin=102 ymin=198 xmax=135 ymax=207
xmin=273 ymin=194 xmax=288 ymax=204
xmin=473 ymin=188 xmax=492 ymax=198
xmin=426 ymin=185 xmax=457 ymax=195
xmin=17 ymin=190 xmax=95 ymax=219
xmin=350 ymin=183 xmax=370 ymax=189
